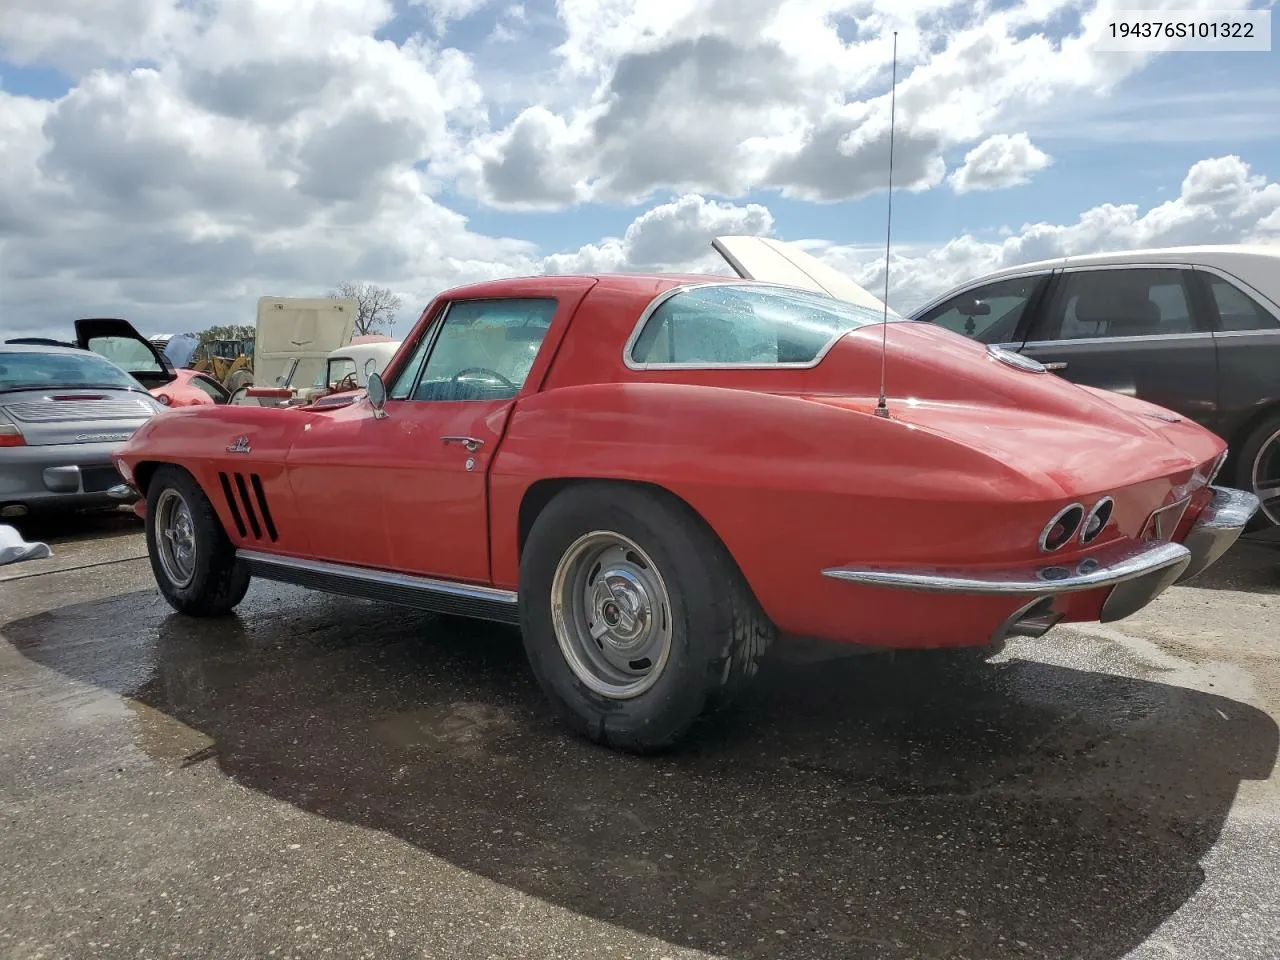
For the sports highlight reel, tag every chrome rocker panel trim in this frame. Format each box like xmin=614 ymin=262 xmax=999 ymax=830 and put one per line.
xmin=1174 ymin=485 xmax=1260 ymax=584
xmin=236 ymin=549 xmax=520 ymax=625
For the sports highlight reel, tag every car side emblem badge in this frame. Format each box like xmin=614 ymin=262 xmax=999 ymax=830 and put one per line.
xmin=227 ymin=436 xmax=251 ymax=454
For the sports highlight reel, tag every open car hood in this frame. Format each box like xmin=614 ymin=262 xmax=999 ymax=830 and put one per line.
xmin=255 ymin=297 xmax=358 ymax=390
xmin=712 ymin=236 xmax=899 ymax=317
xmin=74 ymin=317 xmax=177 ymax=389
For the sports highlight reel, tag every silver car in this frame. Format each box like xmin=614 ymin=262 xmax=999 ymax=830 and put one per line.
xmin=0 ymin=344 xmax=162 ymax=519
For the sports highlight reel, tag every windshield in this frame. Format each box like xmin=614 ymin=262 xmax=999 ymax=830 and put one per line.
xmin=0 ymin=350 xmax=144 ymax=392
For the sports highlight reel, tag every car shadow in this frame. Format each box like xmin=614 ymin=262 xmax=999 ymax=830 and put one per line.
xmin=5 ymin=586 xmax=1277 ymax=960
xmin=1176 ymin=539 xmax=1280 ymax=594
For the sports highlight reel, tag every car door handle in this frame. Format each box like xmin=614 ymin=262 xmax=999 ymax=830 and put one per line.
xmin=441 ymin=435 xmax=484 ymax=452
xmin=1042 ymin=361 xmax=1068 ymax=371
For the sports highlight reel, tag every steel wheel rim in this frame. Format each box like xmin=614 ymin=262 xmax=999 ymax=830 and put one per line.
xmin=1252 ymin=427 xmax=1280 ymax=526
xmin=550 ymin=530 xmax=674 ymax=700
xmin=155 ymin=488 xmax=197 ymax=588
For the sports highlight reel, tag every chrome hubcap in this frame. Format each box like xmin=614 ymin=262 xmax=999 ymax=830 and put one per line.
xmin=155 ymin=488 xmax=197 ymax=588
xmin=550 ymin=531 xmax=673 ymax=699
xmin=1253 ymin=428 xmax=1280 ymax=526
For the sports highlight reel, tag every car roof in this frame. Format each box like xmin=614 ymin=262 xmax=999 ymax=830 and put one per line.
xmin=0 ymin=343 xmax=94 ymax=357
xmin=969 ymin=244 xmax=1280 ymax=281
xmin=435 ymin=272 xmax=739 ymax=301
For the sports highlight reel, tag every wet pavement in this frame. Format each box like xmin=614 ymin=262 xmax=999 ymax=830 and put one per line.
xmin=1 ymin=516 xmax=1278 ymax=959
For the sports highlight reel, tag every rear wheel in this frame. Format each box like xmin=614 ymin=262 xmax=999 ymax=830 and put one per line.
xmin=518 ymin=483 xmax=775 ymax=753
xmin=145 ymin=465 xmax=250 ymax=616
xmin=1234 ymin=411 xmax=1280 ymax=530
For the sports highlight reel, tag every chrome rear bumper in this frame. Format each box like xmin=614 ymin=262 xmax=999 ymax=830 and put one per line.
xmin=821 ymin=484 xmax=1259 ymax=625
xmin=1174 ymin=485 xmax=1260 ymax=583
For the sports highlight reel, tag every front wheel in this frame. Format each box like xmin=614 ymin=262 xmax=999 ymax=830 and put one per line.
xmin=518 ymin=484 xmax=775 ymax=753
xmin=145 ymin=466 xmax=250 ymax=616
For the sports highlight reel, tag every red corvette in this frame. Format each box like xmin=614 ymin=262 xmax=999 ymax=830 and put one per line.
xmin=112 ymin=268 xmax=1258 ymax=751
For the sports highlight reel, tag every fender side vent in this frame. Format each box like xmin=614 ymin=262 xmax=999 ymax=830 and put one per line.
xmin=218 ymin=471 xmax=278 ymax=542
xmin=249 ymin=473 xmax=278 ymax=542
xmin=233 ymin=472 xmax=262 ymax=539
xmin=217 ymin=472 xmax=247 ymax=537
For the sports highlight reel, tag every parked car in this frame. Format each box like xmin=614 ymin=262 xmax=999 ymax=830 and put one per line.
xmin=1 ymin=344 xmax=162 ymax=518
xmin=906 ymin=245 xmax=1280 ymax=530
xmin=153 ymin=368 xmax=232 ymax=408
xmin=231 ymin=338 xmax=401 ymax=409
xmin=6 ymin=319 xmax=220 ymax=408
xmin=111 ymin=264 xmax=1256 ymax=752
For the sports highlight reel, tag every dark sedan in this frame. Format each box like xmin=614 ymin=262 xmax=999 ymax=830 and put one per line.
xmin=910 ymin=245 xmax=1280 ymax=531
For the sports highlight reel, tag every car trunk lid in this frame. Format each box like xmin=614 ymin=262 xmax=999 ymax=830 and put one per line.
xmin=0 ymin=389 xmax=157 ymax=446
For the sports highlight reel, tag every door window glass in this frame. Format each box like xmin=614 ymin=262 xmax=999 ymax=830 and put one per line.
xmin=1039 ymin=269 xmax=1193 ymax=341
xmin=406 ymin=298 xmax=558 ymax=402
xmin=915 ymin=275 xmax=1043 ymax=344
xmin=1209 ymin=276 xmax=1280 ymax=330
xmin=188 ymin=374 xmax=230 ymax=404
xmin=87 ymin=336 xmax=165 ymax=376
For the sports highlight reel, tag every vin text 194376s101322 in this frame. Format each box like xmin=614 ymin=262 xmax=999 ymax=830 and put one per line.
xmin=111 ymin=255 xmax=1260 ymax=752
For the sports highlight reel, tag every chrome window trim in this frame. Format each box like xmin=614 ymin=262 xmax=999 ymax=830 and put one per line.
xmin=1021 ymin=331 xmax=1214 ymax=348
xmin=621 ymin=280 xmax=894 ymax=372
xmin=1210 ymin=328 xmax=1280 ymax=339
xmin=908 ymin=267 xmax=1056 ymax=321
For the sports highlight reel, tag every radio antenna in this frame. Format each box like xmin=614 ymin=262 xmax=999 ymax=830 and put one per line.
xmin=873 ymin=30 xmax=898 ymax=419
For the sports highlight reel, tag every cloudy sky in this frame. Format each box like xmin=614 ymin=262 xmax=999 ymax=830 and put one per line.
xmin=1 ymin=0 xmax=1278 ymax=338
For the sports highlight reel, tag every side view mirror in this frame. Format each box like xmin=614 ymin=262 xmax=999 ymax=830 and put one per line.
xmin=367 ymin=372 xmax=388 ymax=419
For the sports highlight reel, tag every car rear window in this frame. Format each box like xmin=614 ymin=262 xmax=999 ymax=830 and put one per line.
xmin=0 ymin=350 xmax=142 ymax=393
xmin=628 ymin=282 xmax=891 ymax=367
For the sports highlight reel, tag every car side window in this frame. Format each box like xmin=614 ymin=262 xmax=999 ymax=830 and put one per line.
xmin=1208 ymin=276 xmax=1280 ymax=331
xmin=1036 ymin=268 xmax=1194 ymax=341
xmin=915 ymin=275 xmax=1043 ymax=345
xmin=86 ymin=336 xmax=165 ymax=376
xmin=397 ymin=298 xmax=558 ymax=402
xmin=189 ymin=374 xmax=230 ymax=404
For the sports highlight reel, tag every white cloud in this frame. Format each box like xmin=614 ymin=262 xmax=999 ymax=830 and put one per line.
xmin=0 ymin=0 xmax=1275 ymax=342
xmin=544 ymin=194 xmax=774 ymax=275
xmin=465 ymin=0 xmax=1259 ymax=208
xmin=807 ymin=155 xmax=1280 ymax=313
xmin=947 ymin=133 xmax=1051 ymax=193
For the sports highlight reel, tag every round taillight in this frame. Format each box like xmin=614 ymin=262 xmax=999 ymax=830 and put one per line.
xmin=155 ymin=393 xmax=172 ymax=405
xmin=1040 ymin=503 xmax=1084 ymax=552
xmin=1080 ymin=497 xmax=1114 ymax=544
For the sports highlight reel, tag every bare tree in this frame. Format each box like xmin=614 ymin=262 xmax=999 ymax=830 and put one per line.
xmin=329 ymin=281 xmax=403 ymax=337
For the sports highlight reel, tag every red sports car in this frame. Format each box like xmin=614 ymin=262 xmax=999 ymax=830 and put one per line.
xmin=151 ymin=368 xmax=232 ymax=408
xmin=111 ymin=267 xmax=1258 ymax=752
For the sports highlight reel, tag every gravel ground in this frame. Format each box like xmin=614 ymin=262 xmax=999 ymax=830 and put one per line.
xmin=1 ymin=514 xmax=1277 ymax=960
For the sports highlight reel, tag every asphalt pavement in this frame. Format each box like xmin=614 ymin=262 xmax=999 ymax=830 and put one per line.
xmin=1 ymin=515 xmax=1277 ymax=960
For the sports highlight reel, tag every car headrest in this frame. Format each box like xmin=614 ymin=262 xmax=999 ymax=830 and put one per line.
xmin=1074 ymin=286 xmax=1161 ymax=333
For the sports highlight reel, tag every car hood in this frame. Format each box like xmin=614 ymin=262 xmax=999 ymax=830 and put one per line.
xmin=806 ymin=322 xmax=1223 ymax=495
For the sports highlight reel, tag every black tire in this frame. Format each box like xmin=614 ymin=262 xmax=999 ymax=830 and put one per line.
xmin=226 ymin=370 xmax=254 ymax=393
xmin=518 ymin=483 xmax=775 ymax=753
xmin=1233 ymin=411 xmax=1280 ymax=531
xmin=145 ymin=465 xmax=250 ymax=617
